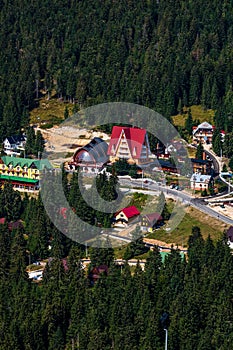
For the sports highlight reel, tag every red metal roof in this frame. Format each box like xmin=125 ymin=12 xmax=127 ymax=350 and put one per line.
xmin=0 ymin=218 xmax=6 ymax=224
xmin=116 ymin=205 xmax=140 ymax=219
xmin=107 ymin=126 xmax=147 ymax=159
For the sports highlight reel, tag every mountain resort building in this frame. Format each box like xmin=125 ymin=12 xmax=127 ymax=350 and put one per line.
xmin=192 ymin=122 xmax=214 ymax=144
xmin=0 ymin=156 xmax=53 ymax=191
xmin=68 ymin=137 xmax=109 ymax=173
xmin=107 ymin=126 xmax=155 ymax=165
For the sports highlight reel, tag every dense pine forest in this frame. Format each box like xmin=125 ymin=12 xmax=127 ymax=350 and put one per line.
xmin=1 ymin=0 xmax=233 ymax=139
xmin=1 ymin=189 xmax=233 ymax=349
xmin=0 ymin=173 xmax=232 ymax=349
xmin=1 ymin=1 xmax=233 ymax=349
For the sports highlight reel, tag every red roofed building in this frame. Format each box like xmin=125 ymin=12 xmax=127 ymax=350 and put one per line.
xmin=89 ymin=265 xmax=109 ymax=285
xmin=114 ymin=205 xmax=140 ymax=226
xmin=107 ymin=126 xmax=154 ymax=165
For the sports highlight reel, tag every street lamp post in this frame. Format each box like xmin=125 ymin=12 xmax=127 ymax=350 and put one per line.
xmin=160 ymin=312 xmax=170 ymax=350
xmin=164 ymin=328 xmax=168 ymax=350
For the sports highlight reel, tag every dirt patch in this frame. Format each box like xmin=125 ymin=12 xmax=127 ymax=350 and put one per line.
xmin=39 ymin=126 xmax=109 ymax=164
xmin=143 ymin=238 xmax=185 ymax=251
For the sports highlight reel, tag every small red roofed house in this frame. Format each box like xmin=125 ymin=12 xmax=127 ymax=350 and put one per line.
xmin=114 ymin=205 xmax=140 ymax=227
xmin=89 ymin=265 xmax=109 ymax=285
xmin=107 ymin=126 xmax=154 ymax=164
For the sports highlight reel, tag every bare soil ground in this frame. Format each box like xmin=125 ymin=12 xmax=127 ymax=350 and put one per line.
xmin=39 ymin=126 xmax=109 ymax=165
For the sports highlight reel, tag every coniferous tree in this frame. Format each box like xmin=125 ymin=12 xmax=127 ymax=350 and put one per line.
xmin=212 ymin=129 xmax=222 ymax=156
xmin=25 ymin=126 xmax=36 ymax=156
xmin=195 ymin=143 xmax=204 ymax=160
xmin=34 ymin=130 xmax=45 ymax=156
xmin=185 ymin=109 xmax=194 ymax=136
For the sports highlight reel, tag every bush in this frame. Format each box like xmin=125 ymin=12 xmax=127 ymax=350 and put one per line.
xmin=201 ymin=189 xmax=208 ymax=197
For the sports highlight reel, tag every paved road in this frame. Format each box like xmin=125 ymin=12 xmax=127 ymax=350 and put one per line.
xmin=204 ymin=145 xmax=233 ymax=191
xmin=204 ymin=149 xmax=220 ymax=175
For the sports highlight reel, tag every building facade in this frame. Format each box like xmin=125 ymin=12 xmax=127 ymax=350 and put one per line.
xmin=190 ymin=173 xmax=212 ymax=191
xmin=141 ymin=212 xmax=163 ymax=232
xmin=192 ymin=122 xmax=213 ymax=144
xmin=68 ymin=137 xmax=109 ymax=173
xmin=3 ymin=135 xmax=27 ymax=155
xmin=107 ymin=126 xmax=155 ymax=165
xmin=0 ymin=156 xmax=52 ymax=191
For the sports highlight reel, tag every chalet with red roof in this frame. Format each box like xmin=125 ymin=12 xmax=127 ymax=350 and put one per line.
xmin=107 ymin=126 xmax=154 ymax=165
xmin=114 ymin=205 xmax=140 ymax=226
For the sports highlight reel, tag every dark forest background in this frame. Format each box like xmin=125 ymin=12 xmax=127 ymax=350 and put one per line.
xmin=1 ymin=1 xmax=233 ymax=349
xmin=1 ymin=0 xmax=233 ymax=140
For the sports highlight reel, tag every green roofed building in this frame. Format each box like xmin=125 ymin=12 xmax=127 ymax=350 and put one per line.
xmin=0 ymin=156 xmax=53 ymax=191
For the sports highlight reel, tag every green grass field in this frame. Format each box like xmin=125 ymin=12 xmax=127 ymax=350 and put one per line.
xmin=172 ymin=105 xmax=215 ymax=128
xmin=30 ymin=94 xmax=74 ymax=124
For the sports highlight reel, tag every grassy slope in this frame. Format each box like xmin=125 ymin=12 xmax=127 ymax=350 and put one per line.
xmin=147 ymin=206 xmax=228 ymax=247
xmin=172 ymin=105 xmax=215 ymax=127
xmin=30 ymin=93 xmax=74 ymax=124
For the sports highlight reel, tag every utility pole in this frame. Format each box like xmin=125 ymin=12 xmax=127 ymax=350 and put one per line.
xmin=36 ymin=79 xmax=39 ymax=99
